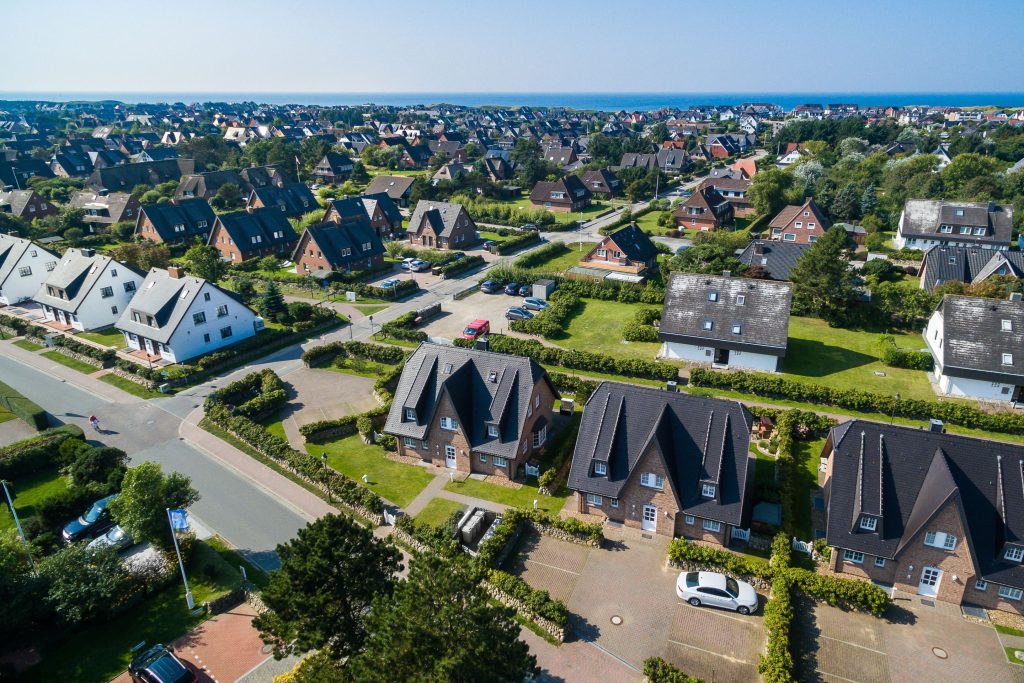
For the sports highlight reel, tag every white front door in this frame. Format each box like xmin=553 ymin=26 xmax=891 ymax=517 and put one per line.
xmin=918 ymin=566 xmax=942 ymax=597
xmin=445 ymin=444 xmax=457 ymax=468
xmin=642 ymin=504 xmax=657 ymax=531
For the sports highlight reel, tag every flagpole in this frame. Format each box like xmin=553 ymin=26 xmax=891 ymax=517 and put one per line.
xmin=2 ymin=480 xmax=35 ymax=573
xmin=167 ymin=508 xmax=195 ymax=609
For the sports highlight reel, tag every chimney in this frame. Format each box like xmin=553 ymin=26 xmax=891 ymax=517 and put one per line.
xmin=80 ymin=248 xmax=95 ymax=258
xmin=752 ymin=242 xmax=764 ymax=256
xmin=1010 ymin=292 xmax=1022 ymax=303
xmin=928 ymin=419 xmax=944 ymax=434
xmin=167 ymin=266 xmax=184 ymax=279
xmin=98 ymin=188 xmax=108 ymax=197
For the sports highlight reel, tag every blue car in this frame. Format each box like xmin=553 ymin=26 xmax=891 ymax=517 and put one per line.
xmin=380 ymin=278 xmax=401 ymax=288
xmin=504 ymin=282 xmax=520 ymax=295
xmin=62 ymin=494 xmax=118 ymax=543
xmin=480 ymin=280 xmax=500 ymax=294
xmin=129 ymin=644 xmax=196 ymax=683
xmin=518 ymin=284 xmax=531 ymax=297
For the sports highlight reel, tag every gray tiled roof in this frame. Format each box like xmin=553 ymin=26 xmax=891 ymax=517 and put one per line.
xmin=737 ymin=241 xmax=809 ymax=281
xmin=248 ymin=183 xmax=317 ymax=218
xmin=0 ymin=234 xmax=55 ymax=289
xmin=660 ymin=273 xmax=792 ymax=355
xmin=384 ymin=343 xmax=556 ymax=460
xmin=364 ymin=175 xmax=415 ymax=200
xmin=901 ymin=199 xmax=1013 ymax=246
xmin=138 ymin=198 xmax=215 ymax=243
xmin=935 ymin=295 xmax=1024 ymax=381
xmin=919 ymin=245 xmax=1024 ymax=289
xmin=33 ymin=249 xmax=138 ymax=313
xmin=213 ymin=208 xmax=298 ymax=252
xmin=567 ymin=382 xmax=753 ymax=527
xmin=826 ymin=420 xmax=1024 ymax=590
xmin=294 ymin=218 xmax=384 ymax=269
xmin=408 ymin=201 xmax=471 ymax=238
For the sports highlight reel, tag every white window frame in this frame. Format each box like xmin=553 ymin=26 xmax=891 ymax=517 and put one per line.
xmin=684 ymin=515 xmax=695 ymax=525
xmin=640 ymin=472 xmax=664 ymax=490
xmin=493 ymin=456 xmax=508 ymax=468
xmin=610 ymin=498 xmax=619 ymax=508
xmin=586 ymin=493 xmax=602 ymax=507
xmin=404 ymin=407 xmax=416 ymax=421
xmin=736 ymin=294 xmax=745 ymax=305
xmin=1003 ymin=353 xmax=1013 ymax=366
xmin=1005 ymin=546 xmax=1024 ymax=562
xmin=998 ymin=585 xmax=1023 ymax=601
xmin=594 ymin=461 xmax=607 ymax=476
xmin=703 ymin=519 xmax=722 ymax=533
xmin=859 ymin=516 xmax=878 ymax=531
xmin=444 ymin=444 xmax=456 ymax=459
xmin=440 ymin=416 xmax=459 ymax=431
xmin=404 ymin=436 xmax=416 ymax=448
xmin=701 ymin=483 xmax=716 ymax=498
xmin=843 ymin=549 xmax=865 ymax=564
xmin=924 ymin=530 xmax=957 ymax=550
xmin=975 ymin=579 xmax=988 ymax=591
xmin=487 ymin=424 xmax=499 ymax=437
xmin=479 ymin=453 xmax=487 ymax=463
xmin=874 ymin=557 xmax=886 ymax=567
xmin=1002 ymin=319 xmax=1013 ymax=332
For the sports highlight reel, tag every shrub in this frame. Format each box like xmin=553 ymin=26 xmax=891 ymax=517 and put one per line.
xmin=758 ymin=575 xmax=796 ymax=683
xmin=786 ymin=568 xmax=890 ymax=616
xmin=302 ymin=340 xmax=407 ymax=367
xmin=493 ymin=231 xmax=542 ymax=255
xmin=621 ymin=307 xmax=661 ymax=342
xmin=512 ymin=242 xmax=570 ymax=270
xmin=666 ymin=538 xmax=773 ymax=581
xmin=643 ymin=657 xmax=704 ymax=683
xmin=509 ymin=291 xmax=580 ymax=338
xmin=488 ymin=569 xmax=568 ymax=626
xmin=207 ymin=369 xmax=287 ymax=419
xmin=0 ymin=379 xmax=48 ymax=430
xmin=52 ymin=335 xmax=116 ymax=364
xmin=437 ymin=254 xmax=485 ymax=277
xmin=379 ymin=311 xmax=427 ymax=343
xmin=0 ymin=425 xmax=84 ymax=479
xmin=877 ymin=334 xmax=933 ymax=371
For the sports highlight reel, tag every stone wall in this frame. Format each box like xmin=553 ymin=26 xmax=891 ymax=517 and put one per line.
xmin=667 ymin=557 xmax=771 ymax=591
xmin=530 ymin=520 xmax=601 ymax=548
xmin=483 ymin=582 xmax=566 ymax=642
xmin=108 ymin=366 xmax=158 ymax=389
xmin=392 ymin=528 xmax=432 ymax=555
xmin=52 ymin=345 xmax=108 ymax=368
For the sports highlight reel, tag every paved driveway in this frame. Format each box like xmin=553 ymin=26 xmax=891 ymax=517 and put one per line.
xmin=279 ymin=366 xmax=378 ymax=428
xmin=507 ymin=526 xmax=765 ymax=682
xmin=418 ymin=290 xmax=534 ymax=342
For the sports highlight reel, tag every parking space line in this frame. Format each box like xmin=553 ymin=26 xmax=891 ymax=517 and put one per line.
xmin=814 ymin=669 xmax=869 ymax=683
xmin=525 ymin=558 xmax=582 ymax=576
xmin=666 ymin=639 xmax=752 ymax=666
xmin=676 ymin=601 xmax=761 ymax=626
xmin=819 ymin=634 xmax=887 ymax=656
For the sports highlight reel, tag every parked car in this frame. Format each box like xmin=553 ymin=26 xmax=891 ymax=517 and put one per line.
xmin=520 ymin=223 xmax=538 ymax=231
xmin=504 ymin=282 xmax=520 ymax=295
xmin=62 ymin=494 xmax=117 ymax=544
xmin=409 ymin=259 xmax=431 ymax=272
xmin=480 ymin=280 xmax=500 ymax=294
xmin=87 ymin=524 xmax=134 ymax=553
xmin=379 ymin=278 xmax=401 ymax=288
xmin=399 ymin=257 xmax=417 ymax=270
xmin=522 ymin=297 xmax=550 ymax=311
xmin=482 ymin=240 xmax=496 ymax=251
xmin=128 ymin=644 xmax=196 ymax=683
xmin=461 ymin=319 xmax=490 ymax=340
xmin=449 ymin=252 xmax=466 ymax=261
xmin=517 ymin=284 xmax=531 ymax=297
xmin=676 ymin=571 xmax=759 ymax=615
xmin=505 ymin=307 xmax=533 ymax=321
xmin=675 ymin=245 xmax=690 ymax=255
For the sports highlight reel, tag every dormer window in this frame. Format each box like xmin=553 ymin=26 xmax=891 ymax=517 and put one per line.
xmin=404 ymin=407 xmax=416 ymax=422
xmin=703 ymin=320 xmax=713 ymax=331
xmin=1006 ymin=546 xmax=1024 ymax=562
xmin=707 ymin=291 xmax=718 ymax=302
xmin=955 ymin=208 xmax=965 ymax=217
xmin=736 ymin=294 xmax=745 ymax=305
xmin=594 ymin=461 xmax=607 ymax=476
xmin=859 ymin=516 xmax=878 ymax=531
xmin=440 ymin=416 xmax=458 ymax=431
xmin=443 ymin=363 xmax=454 ymax=374
xmin=1003 ymin=353 xmax=1013 ymax=366
xmin=701 ymin=483 xmax=716 ymax=498
xmin=731 ymin=324 xmax=742 ymax=335
xmin=1002 ymin=319 xmax=1012 ymax=332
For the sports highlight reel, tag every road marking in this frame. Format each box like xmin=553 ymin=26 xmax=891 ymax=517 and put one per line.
xmin=676 ymin=601 xmax=761 ymax=626
xmin=666 ymin=639 xmax=752 ymax=666
xmin=814 ymin=669 xmax=869 ymax=683
xmin=819 ymin=635 xmax=887 ymax=656
xmin=525 ymin=558 xmax=581 ymax=576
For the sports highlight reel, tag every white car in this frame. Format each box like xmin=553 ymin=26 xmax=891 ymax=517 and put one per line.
xmin=87 ymin=524 xmax=134 ymax=553
xmin=676 ymin=570 xmax=759 ymax=614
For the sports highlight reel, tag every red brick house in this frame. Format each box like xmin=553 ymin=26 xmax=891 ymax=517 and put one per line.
xmin=406 ymin=201 xmax=477 ymax=249
xmin=673 ymin=184 xmax=734 ymax=231
xmin=703 ymin=177 xmax=754 ymax=217
xmin=0 ymin=189 xmax=58 ymax=220
xmin=207 ymin=207 xmax=298 ymax=263
xmin=581 ymin=224 xmax=659 ymax=275
xmin=768 ymin=198 xmax=830 ymax=244
xmin=134 ymin=198 xmax=216 ymax=244
xmin=384 ymin=343 xmax=559 ymax=479
xmin=580 ymin=168 xmax=622 ymax=198
xmin=291 ymin=217 xmax=385 ymax=275
xmin=567 ymin=382 xmax=754 ymax=543
xmin=529 ymin=175 xmax=591 ymax=212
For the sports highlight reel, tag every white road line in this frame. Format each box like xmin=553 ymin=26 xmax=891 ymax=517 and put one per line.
xmin=819 ymin=634 xmax=887 ymax=656
xmin=676 ymin=601 xmax=761 ymax=626
xmin=525 ymin=558 xmax=581 ymax=576
xmin=814 ymin=669 xmax=869 ymax=683
xmin=666 ymin=639 xmax=752 ymax=666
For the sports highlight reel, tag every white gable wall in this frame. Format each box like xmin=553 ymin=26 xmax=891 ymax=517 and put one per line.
xmin=163 ymin=282 xmax=257 ymax=362
xmin=659 ymin=341 xmax=780 ymax=372
xmin=0 ymin=245 xmax=59 ymax=305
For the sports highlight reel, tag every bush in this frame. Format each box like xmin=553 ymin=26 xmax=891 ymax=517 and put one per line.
xmin=509 ymin=291 xmax=580 ymax=338
xmin=493 ymin=231 xmax=542 ymax=255
xmin=786 ymin=568 xmax=890 ymax=616
xmin=379 ymin=311 xmax=427 ymax=343
xmin=52 ymin=335 xmax=116 ymax=364
xmin=437 ymin=254 xmax=485 ymax=278
xmin=643 ymin=657 xmax=704 ymax=683
xmin=666 ymin=538 xmax=773 ymax=581
xmin=621 ymin=307 xmax=661 ymax=342
xmin=512 ymin=242 xmax=569 ymax=270
xmin=487 ymin=569 xmax=569 ymax=626
xmin=758 ymin=575 xmax=796 ymax=683
xmin=877 ymin=334 xmax=933 ymax=371
xmin=207 ymin=369 xmax=287 ymax=419
xmin=302 ymin=340 xmax=407 ymax=367
xmin=0 ymin=425 xmax=84 ymax=479
xmin=0 ymin=379 xmax=48 ymax=430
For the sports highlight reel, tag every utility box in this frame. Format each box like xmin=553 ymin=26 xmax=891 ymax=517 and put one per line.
xmin=532 ymin=279 xmax=555 ymax=300
xmin=560 ymin=398 xmax=575 ymax=415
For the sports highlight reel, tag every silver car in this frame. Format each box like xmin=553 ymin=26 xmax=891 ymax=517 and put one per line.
xmin=87 ymin=524 xmax=134 ymax=553
xmin=522 ymin=297 xmax=550 ymax=311
xmin=676 ymin=570 xmax=759 ymax=614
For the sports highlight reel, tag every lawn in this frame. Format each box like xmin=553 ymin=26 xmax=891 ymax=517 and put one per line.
xmin=782 ymin=316 xmax=936 ymax=401
xmin=351 ymin=303 xmax=389 ymax=317
xmin=0 ymin=407 xmax=13 ymax=425
xmin=204 ymin=535 xmax=270 ymax=590
xmin=478 ymin=229 xmax=508 ymax=244
xmin=77 ymin=327 xmax=125 ymax=348
xmin=99 ymin=373 xmax=166 ymax=399
xmin=261 ymin=412 xmax=288 ymax=443
xmin=0 ymin=466 xmax=68 ymax=532
xmin=40 ymin=350 xmax=98 ymax=375
xmin=632 ymin=209 xmax=672 ymax=235
xmin=558 ymin=298 xmax=665 ymax=361
xmin=23 ymin=539 xmax=243 ymax=683
xmin=414 ymin=498 xmax=466 ymax=528
xmin=521 ymin=242 xmax=596 ymax=273
xmin=13 ymin=338 xmax=43 ymax=351
xmin=508 ymin=197 xmax=613 ymax=225
xmin=325 ymin=356 xmax=393 ymax=379
xmin=442 ymin=478 xmax=569 ymax=514
xmin=312 ymin=433 xmax=433 ymax=508
xmin=791 ymin=437 xmax=825 ymax=540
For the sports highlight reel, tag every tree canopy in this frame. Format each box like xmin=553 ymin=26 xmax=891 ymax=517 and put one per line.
xmin=108 ymin=462 xmax=199 ymax=550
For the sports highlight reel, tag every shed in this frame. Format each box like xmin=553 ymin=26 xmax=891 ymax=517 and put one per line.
xmin=532 ymin=279 xmax=555 ymax=300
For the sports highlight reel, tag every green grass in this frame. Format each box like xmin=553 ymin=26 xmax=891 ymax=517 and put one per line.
xmin=40 ymin=350 xmax=98 ymax=375
xmin=503 ymin=197 xmax=614 ymax=224
xmin=261 ymin=412 xmax=288 ymax=443
xmin=325 ymin=356 xmax=393 ymax=379
xmin=0 ymin=407 xmax=13 ymax=425
xmin=414 ymin=498 xmax=466 ymax=528
xmin=77 ymin=327 xmax=125 ymax=348
xmin=1005 ymin=646 xmax=1024 ymax=666
xmin=558 ymin=298 xmax=666 ymax=361
xmin=442 ymin=478 xmax=569 ymax=514
xmin=0 ymin=466 xmax=68 ymax=532
xmin=204 ymin=535 xmax=270 ymax=590
xmin=13 ymin=338 xmax=43 ymax=351
xmin=522 ymin=242 xmax=597 ymax=273
xmin=782 ymin=316 xmax=936 ymax=401
xmin=375 ymin=335 xmax=421 ymax=349
xmin=478 ymin=230 xmax=508 ymax=244
xmin=351 ymin=303 xmax=389 ymax=316
xmin=791 ymin=438 xmax=825 ymax=539
xmin=312 ymin=433 xmax=433 ymax=508
xmin=99 ymin=373 xmax=166 ymax=399
xmin=996 ymin=624 xmax=1024 ymax=638
xmin=23 ymin=540 xmax=243 ymax=683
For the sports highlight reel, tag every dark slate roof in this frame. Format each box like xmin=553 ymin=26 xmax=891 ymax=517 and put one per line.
xmin=294 ymin=219 xmax=385 ymax=269
xmin=0 ymin=159 xmax=53 ymax=187
xmin=327 ymin=197 xmax=370 ymax=224
xmin=88 ymin=158 xmax=194 ymax=192
xmin=919 ymin=245 xmax=1024 ymax=289
xmin=602 ymin=224 xmax=659 ymax=263
xmin=248 ymin=183 xmax=317 ymax=218
xmin=137 ymin=198 xmax=215 ymax=242
xmin=934 ymin=295 xmax=1024 ymax=381
xmin=176 ymin=170 xmax=245 ymax=199
xmin=213 ymin=208 xmax=298 ymax=252
xmin=738 ymin=241 xmax=809 ymax=281
xmin=660 ymin=273 xmax=792 ymax=355
xmin=901 ymin=199 xmax=1013 ymax=246
xmin=364 ymin=174 xmax=415 ymax=200
xmin=384 ymin=343 xmax=557 ymax=460
xmin=529 ymin=175 xmax=591 ymax=205
xmin=826 ymin=420 xmax=1024 ymax=590
xmin=567 ymin=382 xmax=754 ymax=527
xmin=360 ymin=192 xmax=402 ymax=224
xmin=408 ymin=201 xmax=471 ymax=238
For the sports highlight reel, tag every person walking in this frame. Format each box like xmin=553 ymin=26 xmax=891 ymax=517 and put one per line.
xmin=88 ymin=415 xmax=100 ymax=432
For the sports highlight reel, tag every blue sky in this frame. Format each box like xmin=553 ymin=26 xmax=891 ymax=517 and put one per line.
xmin=5 ymin=0 xmax=1022 ymax=94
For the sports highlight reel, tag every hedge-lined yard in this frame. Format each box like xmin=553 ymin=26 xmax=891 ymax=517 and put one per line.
xmin=312 ymin=433 xmax=432 ymax=508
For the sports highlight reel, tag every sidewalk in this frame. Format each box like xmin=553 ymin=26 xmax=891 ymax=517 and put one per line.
xmin=2 ymin=338 xmax=127 ymax=403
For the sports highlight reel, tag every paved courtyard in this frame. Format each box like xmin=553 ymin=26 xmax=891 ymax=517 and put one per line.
xmin=417 ymin=290 xmax=544 ymax=342
xmin=279 ymin=366 xmax=378 ymax=428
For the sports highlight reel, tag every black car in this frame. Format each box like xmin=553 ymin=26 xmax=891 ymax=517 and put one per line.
xmin=128 ymin=644 xmax=196 ymax=683
xmin=504 ymin=282 xmax=520 ymax=295
xmin=517 ymin=284 xmax=531 ymax=297
xmin=62 ymin=494 xmax=117 ymax=543
xmin=480 ymin=280 xmax=500 ymax=294
xmin=450 ymin=251 xmax=466 ymax=261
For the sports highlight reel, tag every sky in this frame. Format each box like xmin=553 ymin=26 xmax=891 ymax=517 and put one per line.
xmin=4 ymin=0 xmax=1023 ymax=95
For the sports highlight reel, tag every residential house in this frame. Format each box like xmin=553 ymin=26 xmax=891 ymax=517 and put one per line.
xmin=208 ymin=208 xmax=298 ymax=263
xmin=0 ymin=234 xmax=60 ymax=305
xmin=659 ymin=272 xmax=792 ymax=372
xmin=432 ymin=162 xmax=475 ymax=184
xmin=673 ymin=184 xmax=734 ymax=231
xmin=918 ymin=245 xmax=1024 ymax=290
xmin=291 ymin=217 xmax=385 ymax=275
xmin=33 ymin=248 xmax=143 ymax=331
xmin=542 ymin=145 xmax=578 ymax=167
xmin=0 ymin=189 xmax=57 ymax=220
xmin=730 ymin=157 xmax=759 ymax=178
xmin=581 ymin=224 xmax=659 ymax=276
xmin=363 ymin=175 xmax=415 ymax=207
xmin=133 ymin=148 xmax=180 ymax=163
xmin=359 ymin=193 xmax=403 ymax=238
xmin=481 ymin=157 xmax=515 ymax=182
xmin=135 ymin=198 xmax=216 ymax=244
xmin=312 ymin=152 xmax=354 ymax=185
xmin=50 ymin=149 xmax=93 ymax=177
xmin=768 ymin=198 xmax=830 ymax=244
xmin=87 ymin=159 xmax=195 ymax=193
xmin=115 ymin=266 xmax=259 ymax=363
xmin=894 ymin=200 xmax=1014 ymax=251
xmin=407 ymin=200 xmax=477 ymax=249
xmin=383 ymin=342 xmax=559 ymax=479
xmin=702 ymin=177 xmax=753 ymax=216
xmin=174 ymin=169 xmax=248 ymax=202
xmin=567 ymin=382 xmax=754 ymax=542
xmin=580 ymin=168 xmax=622 ymax=198
xmin=924 ymin=294 xmax=1024 ymax=402
xmin=246 ymin=183 xmax=318 ymax=218
xmin=737 ymin=241 xmax=810 ymax=281
xmin=823 ymin=420 xmax=1024 ymax=615
xmin=529 ymin=176 xmax=591 ymax=213
xmin=775 ymin=146 xmax=808 ymax=168
xmin=0 ymin=159 xmax=53 ymax=189
xmin=68 ymin=191 xmax=139 ymax=232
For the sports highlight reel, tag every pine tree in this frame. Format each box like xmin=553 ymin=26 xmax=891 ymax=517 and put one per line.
xmin=259 ymin=280 xmax=286 ymax=322
xmin=789 ymin=226 xmax=856 ymax=326
xmin=860 ymin=183 xmax=878 ymax=217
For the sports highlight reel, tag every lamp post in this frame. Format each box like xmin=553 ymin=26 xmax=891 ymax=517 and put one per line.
xmin=321 ymin=452 xmax=332 ymax=502
xmin=890 ymin=393 xmax=901 ymax=425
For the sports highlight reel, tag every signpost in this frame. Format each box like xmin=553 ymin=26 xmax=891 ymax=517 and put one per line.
xmin=167 ymin=508 xmax=194 ymax=609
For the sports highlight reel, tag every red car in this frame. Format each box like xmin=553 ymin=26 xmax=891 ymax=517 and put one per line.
xmin=461 ymin=319 xmax=490 ymax=340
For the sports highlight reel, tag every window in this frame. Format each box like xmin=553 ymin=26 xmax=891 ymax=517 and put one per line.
xmin=219 ymin=326 xmax=233 ymax=339
xmin=534 ymin=395 xmax=540 ymax=408
xmin=29 ymin=249 xmax=37 ymax=257
xmin=640 ymin=472 xmax=664 ymax=490
xmin=784 ymin=233 xmax=797 ymax=241
xmin=18 ymin=266 xmax=31 ymax=277
xmin=594 ymin=461 xmax=607 ymax=476
xmin=736 ymin=294 xmax=745 ymax=305
xmin=404 ymin=408 xmax=416 ymax=421
xmin=701 ymin=483 xmax=716 ymax=498
xmin=703 ymin=519 xmax=721 ymax=532
xmin=521 ymin=441 xmax=528 ymax=454
xmin=703 ymin=319 xmax=713 ymax=331
xmin=843 ymin=549 xmax=865 ymax=564
xmin=597 ymin=249 xmax=607 ymax=257
xmin=440 ymin=416 xmax=458 ymax=431
xmin=110 ymin=268 xmax=118 ymax=277
xmin=960 ymin=226 xmax=970 ymax=235
xmin=859 ymin=516 xmax=878 ymax=531
xmin=445 ymin=444 xmax=456 ymax=459
xmin=924 ymin=531 xmax=957 ymax=550
xmin=1002 ymin=319 xmax=1013 ymax=332
xmin=216 ymin=304 xmax=229 ymax=317
xmin=955 ymin=208 xmax=965 ymax=217
xmin=707 ymin=291 xmax=719 ymax=302
xmin=204 ymin=292 xmax=211 ymax=301
xmin=975 ymin=580 xmax=988 ymax=591
xmin=684 ymin=515 xmax=695 ymax=525
xmin=45 ymin=261 xmax=56 ymax=271
xmin=731 ymin=324 xmax=741 ymax=335
xmin=1005 ymin=546 xmax=1024 ymax=562
xmin=974 ymin=227 xmax=985 ymax=235
xmin=1003 ymin=353 xmax=1013 ymax=366
xmin=808 ymin=222 xmax=816 ymax=229
xmin=808 ymin=235 xmax=818 ymax=243
xmin=110 ymin=306 xmax=118 ymax=315
xmin=404 ymin=436 xmax=416 ymax=448
xmin=874 ymin=557 xmax=886 ymax=567
xmin=586 ymin=493 xmax=603 ymax=507
xmin=479 ymin=453 xmax=488 ymax=462
xmin=940 ymin=225 xmax=953 ymax=233
xmin=999 ymin=585 xmax=1023 ymax=601
xmin=493 ymin=456 xmax=508 ymax=468
xmin=123 ymin=281 xmax=136 ymax=293
xmin=610 ymin=498 xmax=619 ymax=508
xmin=192 ymin=312 xmax=206 ymax=325
xmin=487 ymin=424 xmax=499 ymax=437
xmin=421 ymin=440 xmax=428 ymax=449
xmin=795 ymin=222 xmax=803 ymax=229
xmin=203 ymin=333 xmax=210 ymax=343
xmin=533 ymin=425 xmax=546 ymax=447
xmin=100 ymin=286 xmax=114 ymax=298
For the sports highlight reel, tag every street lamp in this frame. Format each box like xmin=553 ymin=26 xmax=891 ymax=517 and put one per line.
xmin=321 ymin=452 xmax=332 ymax=502
xmin=890 ymin=393 xmax=901 ymax=425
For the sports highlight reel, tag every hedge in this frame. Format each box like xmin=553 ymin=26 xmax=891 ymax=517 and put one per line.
xmin=0 ymin=379 xmax=48 ymax=430
xmin=488 ymin=569 xmax=569 ymax=626
xmin=493 ymin=231 xmax=541 ymax=255
xmin=666 ymin=538 xmax=773 ymax=581
xmin=509 ymin=291 xmax=580 ymax=338
xmin=759 ymin=574 xmax=796 ymax=683
xmin=547 ymin=372 xmax=599 ymax=402
xmin=437 ymin=254 xmax=485 ymax=278
xmin=621 ymin=307 xmax=660 ymax=342
xmin=0 ymin=425 xmax=84 ymax=479
xmin=206 ymin=369 xmax=287 ymax=419
xmin=512 ymin=241 xmax=570 ymax=270
xmin=302 ymin=340 xmax=407 ymax=367
xmin=877 ymin=334 xmax=933 ymax=371
xmin=643 ymin=657 xmax=704 ymax=683
xmin=483 ymin=269 xmax=666 ymax=305
xmin=689 ymin=367 xmax=1024 ymax=435
xmin=299 ymin=403 xmax=390 ymax=443
xmin=52 ymin=335 xmax=116 ymax=364
xmin=379 ymin=311 xmax=428 ymax=343
xmin=787 ymin=567 xmax=890 ymax=616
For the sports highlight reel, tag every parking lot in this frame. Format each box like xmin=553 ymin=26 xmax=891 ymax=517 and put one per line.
xmin=507 ymin=526 xmax=765 ymax=682
xmin=417 ymin=289 xmax=543 ymax=342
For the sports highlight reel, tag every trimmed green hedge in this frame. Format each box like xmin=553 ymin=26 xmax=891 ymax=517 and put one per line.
xmin=643 ymin=657 xmax=704 ymax=683
xmin=666 ymin=538 xmax=773 ymax=581
xmin=512 ymin=242 xmax=570 ymax=270
xmin=437 ymin=254 xmax=485 ymax=278
xmin=621 ymin=307 xmax=660 ymax=342
xmin=299 ymin=404 xmax=390 ymax=443
xmin=52 ymin=335 xmax=116 ymax=364
xmin=483 ymin=269 xmax=666 ymax=304
xmin=379 ymin=311 xmax=427 ymax=343
xmin=509 ymin=291 xmax=580 ymax=338
xmin=759 ymin=574 xmax=796 ymax=683
xmin=205 ymin=369 xmax=287 ymax=419
xmin=493 ymin=231 xmax=542 ymax=255
xmin=877 ymin=334 xmax=933 ymax=371
xmin=302 ymin=340 xmax=407 ymax=367
xmin=488 ymin=569 xmax=568 ymax=626
xmin=0 ymin=425 xmax=84 ymax=479
xmin=787 ymin=567 xmax=890 ymax=616
xmin=0 ymin=379 xmax=48 ymax=430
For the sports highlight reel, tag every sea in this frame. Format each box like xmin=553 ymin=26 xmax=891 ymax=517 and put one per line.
xmin=1 ymin=92 xmax=1023 ymax=111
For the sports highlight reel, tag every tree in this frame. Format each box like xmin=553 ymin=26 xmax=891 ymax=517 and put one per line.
xmin=0 ymin=213 xmax=27 ymax=237
xmin=942 ymin=152 xmax=1002 ymax=197
xmin=647 ymin=122 xmax=669 ymax=143
xmin=235 ymin=277 xmax=257 ymax=304
xmin=38 ymin=543 xmax=128 ymax=627
xmin=184 ymin=243 xmax=227 ymax=282
xmin=792 ymin=160 xmax=824 ymax=194
xmin=111 ymin=241 xmax=170 ymax=272
xmin=253 ymin=513 xmax=401 ymax=661
xmin=668 ymin=231 xmax=747 ymax=275
xmin=259 ymin=279 xmax=287 ymax=321
xmin=860 ymin=183 xmax=878 ymax=217
xmin=345 ymin=554 xmax=537 ymax=683
xmin=211 ymin=182 xmax=243 ymax=210
xmin=789 ymin=226 xmax=856 ymax=325
xmin=350 ymin=161 xmax=370 ymax=184
xmin=0 ymin=531 xmax=47 ymax=639
xmin=64 ymin=445 xmax=128 ymax=488
xmin=830 ymin=183 xmax=860 ymax=221
xmin=748 ymin=167 xmax=792 ymax=217
xmin=107 ymin=462 xmax=199 ymax=549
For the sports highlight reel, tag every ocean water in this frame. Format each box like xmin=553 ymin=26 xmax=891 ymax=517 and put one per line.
xmin=2 ymin=92 xmax=1023 ymax=111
